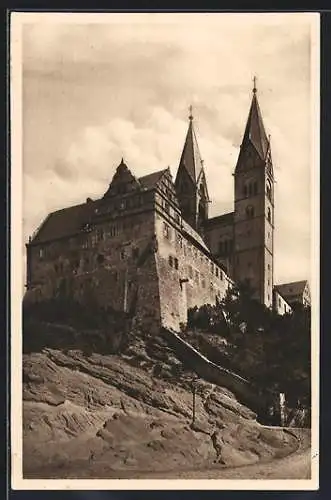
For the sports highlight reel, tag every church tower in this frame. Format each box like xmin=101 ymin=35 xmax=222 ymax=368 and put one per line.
xmin=233 ymin=79 xmax=274 ymax=307
xmin=175 ymin=107 xmax=210 ymax=234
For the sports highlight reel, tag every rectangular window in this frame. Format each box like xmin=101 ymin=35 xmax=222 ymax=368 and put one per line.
xmin=163 ymin=222 xmax=170 ymax=239
xmin=176 ymin=233 xmax=183 ymax=248
xmin=279 ymin=298 xmax=281 ymax=308
xmin=195 ymin=270 xmax=199 ymax=284
xmin=174 ymin=257 xmax=179 ymax=270
xmin=215 ymin=267 xmax=219 ymax=277
xmin=202 ymin=277 xmax=206 ymax=288
xmin=169 ymin=255 xmax=173 ymax=267
xmin=220 ymin=271 xmax=223 ymax=281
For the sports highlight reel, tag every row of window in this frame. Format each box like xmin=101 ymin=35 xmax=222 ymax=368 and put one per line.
xmin=43 ymin=244 xmax=140 ymax=275
xmin=168 ymin=252 xmax=225 ymax=284
xmin=164 ymin=222 xmax=225 ymax=278
xmin=242 ymin=180 xmax=273 ymax=202
xmin=243 ymin=181 xmax=258 ymax=198
xmin=243 ymin=205 xmax=272 ymax=222
xmin=95 ymin=194 xmax=145 ymax=215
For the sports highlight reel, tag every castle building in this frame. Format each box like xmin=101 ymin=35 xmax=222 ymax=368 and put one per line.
xmin=25 ymin=82 xmax=306 ymax=332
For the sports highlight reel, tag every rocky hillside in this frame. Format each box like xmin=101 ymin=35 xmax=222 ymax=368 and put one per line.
xmin=23 ymin=323 xmax=306 ymax=479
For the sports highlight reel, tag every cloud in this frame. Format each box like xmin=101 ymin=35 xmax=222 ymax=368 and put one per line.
xmin=20 ymin=13 xmax=317 ymax=285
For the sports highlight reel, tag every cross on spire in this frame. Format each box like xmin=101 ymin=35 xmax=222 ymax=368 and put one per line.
xmin=189 ymin=105 xmax=193 ymax=121
xmin=253 ymin=76 xmax=257 ymax=94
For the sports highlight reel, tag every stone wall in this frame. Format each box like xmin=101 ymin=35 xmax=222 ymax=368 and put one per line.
xmin=25 ymin=197 xmax=162 ymax=332
xmin=26 ymin=189 xmax=236 ymax=335
xmin=154 ymin=210 xmax=233 ymax=331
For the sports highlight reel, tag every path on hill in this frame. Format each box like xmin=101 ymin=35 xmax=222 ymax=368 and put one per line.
xmin=110 ymin=428 xmax=311 ymax=480
xmin=151 ymin=443 xmax=311 ymax=479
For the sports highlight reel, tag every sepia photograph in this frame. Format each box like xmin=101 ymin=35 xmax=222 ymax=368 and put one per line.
xmin=11 ymin=12 xmax=319 ymax=489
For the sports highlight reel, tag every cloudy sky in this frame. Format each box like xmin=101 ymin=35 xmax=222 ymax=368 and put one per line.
xmin=19 ymin=13 xmax=318 ymax=285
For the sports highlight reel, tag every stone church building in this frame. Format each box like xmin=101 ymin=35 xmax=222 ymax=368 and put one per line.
xmin=25 ymin=83 xmax=309 ymax=332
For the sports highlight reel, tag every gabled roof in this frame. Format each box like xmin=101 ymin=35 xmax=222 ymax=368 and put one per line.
xmin=30 ymin=199 xmax=99 ymax=244
xmin=274 ymin=280 xmax=309 ymax=299
xmin=241 ymin=89 xmax=270 ymax=161
xmin=176 ymin=115 xmax=204 ymax=184
xmin=30 ymin=165 xmax=172 ymax=245
xmin=139 ymin=168 xmax=169 ymax=190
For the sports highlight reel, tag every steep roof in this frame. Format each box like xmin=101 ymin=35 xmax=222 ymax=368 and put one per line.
xmin=274 ymin=281 xmax=309 ymax=299
xmin=176 ymin=115 xmax=203 ymax=184
xmin=31 ymin=199 xmax=99 ymax=244
xmin=241 ymin=89 xmax=270 ymax=161
xmin=139 ymin=169 xmax=168 ymax=190
xmin=30 ymin=166 xmax=171 ymax=245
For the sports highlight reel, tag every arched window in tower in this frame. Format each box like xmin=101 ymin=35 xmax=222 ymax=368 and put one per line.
xmin=266 ymin=179 xmax=272 ymax=201
xmin=267 ymin=207 xmax=271 ymax=223
xmin=246 ymin=205 xmax=255 ymax=218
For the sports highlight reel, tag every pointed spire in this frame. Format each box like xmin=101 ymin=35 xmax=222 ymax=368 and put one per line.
xmin=177 ymin=107 xmax=203 ymax=184
xmin=241 ymin=79 xmax=269 ymax=160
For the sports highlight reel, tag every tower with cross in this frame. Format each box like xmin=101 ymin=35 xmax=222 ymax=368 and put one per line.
xmin=174 ymin=104 xmax=210 ymax=232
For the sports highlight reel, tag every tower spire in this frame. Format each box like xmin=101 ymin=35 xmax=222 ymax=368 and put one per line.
xmin=236 ymin=77 xmax=269 ymax=163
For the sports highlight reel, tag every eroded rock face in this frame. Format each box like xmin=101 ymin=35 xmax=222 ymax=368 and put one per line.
xmin=22 ymin=328 xmax=298 ymax=478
